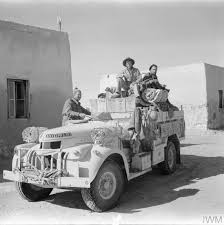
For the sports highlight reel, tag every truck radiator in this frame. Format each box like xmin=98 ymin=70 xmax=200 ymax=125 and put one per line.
xmin=19 ymin=150 xmax=69 ymax=185
xmin=28 ymin=150 xmax=68 ymax=171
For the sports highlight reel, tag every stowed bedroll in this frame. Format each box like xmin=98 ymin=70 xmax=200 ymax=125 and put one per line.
xmin=3 ymin=88 xmax=185 ymax=212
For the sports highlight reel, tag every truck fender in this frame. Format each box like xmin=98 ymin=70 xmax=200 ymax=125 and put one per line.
xmin=12 ymin=154 xmax=19 ymax=170
xmin=89 ymin=145 xmax=129 ymax=183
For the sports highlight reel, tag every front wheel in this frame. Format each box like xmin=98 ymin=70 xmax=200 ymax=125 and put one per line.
xmin=159 ymin=141 xmax=177 ymax=174
xmin=81 ymin=161 xmax=125 ymax=212
xmin=15 ymin=182 xmax=53 ymax=201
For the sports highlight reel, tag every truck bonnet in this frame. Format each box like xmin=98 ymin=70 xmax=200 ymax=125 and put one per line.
xmin=39 ymin=121 xmax=118 ymax=144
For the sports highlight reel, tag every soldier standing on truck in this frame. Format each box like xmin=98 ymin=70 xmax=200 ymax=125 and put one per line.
xmin=112 ymin=57 xmax=142 ymax=98
xmin=62 ymin=87 xmax=91 ymax=125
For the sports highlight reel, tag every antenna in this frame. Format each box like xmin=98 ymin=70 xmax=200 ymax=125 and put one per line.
xmin=57 ymin=16 xmax=62 ymax=31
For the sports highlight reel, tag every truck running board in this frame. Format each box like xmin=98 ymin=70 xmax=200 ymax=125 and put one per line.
xmin=129 ymin=167 xmax=152 ymax=180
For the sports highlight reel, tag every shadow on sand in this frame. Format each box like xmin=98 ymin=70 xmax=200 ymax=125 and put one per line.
xmin=45 ymin=154 xmax=224 ymax=213
xmin=180 ymin=143 xmax=200 ymax=148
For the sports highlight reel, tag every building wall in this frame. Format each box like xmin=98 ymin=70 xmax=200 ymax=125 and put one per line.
xmin=0 ymin=21 xmax=72 ymax=156
xmin=204 ymin=63 xmax=224 ymax=129
xmin=158 ymin=63 xmax=207 ymax=106
xmin=158 ymin=63 xmax=208 ymax=129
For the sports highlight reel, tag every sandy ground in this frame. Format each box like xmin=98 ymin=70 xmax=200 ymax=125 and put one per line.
xmin=0 ymin=129 xmax=224 ymax=224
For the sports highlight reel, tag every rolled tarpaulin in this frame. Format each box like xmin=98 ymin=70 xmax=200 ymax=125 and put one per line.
xmin=22 ymin=127 xmax=48 ymax=143
xmin=142 ymin=88 xmax=168 ymax=103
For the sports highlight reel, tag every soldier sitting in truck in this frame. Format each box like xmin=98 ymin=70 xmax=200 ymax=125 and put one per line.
xmin=141 ymin=64 xmax=167 ymax=90
xmin=62 ymin=87 xmax=91 ymax=125
xmin=111 ymin=57 xmax=142 ymax=98
xmin=136 ymin=64 xmax=178 ymax=112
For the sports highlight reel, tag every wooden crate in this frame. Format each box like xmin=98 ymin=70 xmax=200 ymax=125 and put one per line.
xmin=159 ymin=120 xmax=183 ymax=138
xmin=89 ymin=99 xmax=98 ymax=113
xmin=152 ymin=144 xmax=164 ymax=165
xmin=90 ymin=97 xmax=136 ymax=114
xmin=173 ymin=110 xmax=184 ymax=120
xmin=107 ymin=98 xmax=126 ymax=112
xmin=131 ymin=152 xmax=151 ymax=171
xmin=160 ymin=122 xmax=173 ymax=137
xmin=157 ymin=111 xmax=164 ymax=122
xmin=110 ymin=112 xmax=132 ymax=120
xmin=125 ymin=97 xmax=136 ymax=112
xmin=97 ymin=98 xmax=107 ymax=112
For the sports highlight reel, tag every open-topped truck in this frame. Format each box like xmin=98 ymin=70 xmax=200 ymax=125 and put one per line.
xmin=3 ymin=92 xmax=185 ymax=212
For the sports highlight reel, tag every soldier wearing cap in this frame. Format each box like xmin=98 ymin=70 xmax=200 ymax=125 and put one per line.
xmin=112 ymin=57 xmax=141 ymax=98
xmin=62 ymin=88 xmax=91 ymax=125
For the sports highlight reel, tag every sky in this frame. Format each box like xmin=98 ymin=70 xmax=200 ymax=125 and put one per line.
xmin=0 ymin=0 xmax=223 ymax=104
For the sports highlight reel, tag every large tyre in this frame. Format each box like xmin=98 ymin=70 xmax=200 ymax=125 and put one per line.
xmin=159 ymin=141 xmax=177 ymax=174
xmin=81 ymin=161 xmax=125 ymax=212
xmin=15 ymin=182 xmax=53 ymax=201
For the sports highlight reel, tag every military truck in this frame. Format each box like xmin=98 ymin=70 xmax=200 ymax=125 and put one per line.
xmin=3 ymin=96 xmax=185 ymax=212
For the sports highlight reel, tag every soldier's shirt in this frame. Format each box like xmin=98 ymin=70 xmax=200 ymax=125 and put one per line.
xmin=142 ymin=73 xmax=158 ymax=81
xmin=117 ymin=67 xmax=141 ymax=83
xmin=62 ymin=98 xmax=91 ymax=124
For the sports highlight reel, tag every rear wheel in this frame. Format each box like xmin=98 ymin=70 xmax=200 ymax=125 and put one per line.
xmin=15 ymin=182 xmax=53 ymax=201
xmin=81 ymin=161 xmax=125 ymax=212
xmin=159 ymin=141 xmax=177 ymax=174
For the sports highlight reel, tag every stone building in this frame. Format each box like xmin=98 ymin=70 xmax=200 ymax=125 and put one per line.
xmin=0 ymin=20 xmax=72 ymax=157
xmin=100 ymin=63 xmax=224 ymax=129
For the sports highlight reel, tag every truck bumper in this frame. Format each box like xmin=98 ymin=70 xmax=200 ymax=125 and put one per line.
xmin=3 ymin=170 xmax=90 ymax=188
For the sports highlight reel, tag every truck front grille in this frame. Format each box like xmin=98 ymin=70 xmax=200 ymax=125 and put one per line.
xmin=28 ymin=150 xmax=66 ymax=172
xmin=20 ymin=150 xmax=69 ymax=186
xmin=29 ymin=152 xmax=57 ymax=170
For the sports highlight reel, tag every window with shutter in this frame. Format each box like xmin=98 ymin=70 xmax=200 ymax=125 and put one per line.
xmin=218 ymin=90 xmax=223 ymax=109
xmin=7 ymin=79 xmax=29 ymax=119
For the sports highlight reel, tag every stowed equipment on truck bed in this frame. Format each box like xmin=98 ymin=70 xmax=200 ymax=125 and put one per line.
xmin=90 ymin=95 xmax=185 ymax=176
